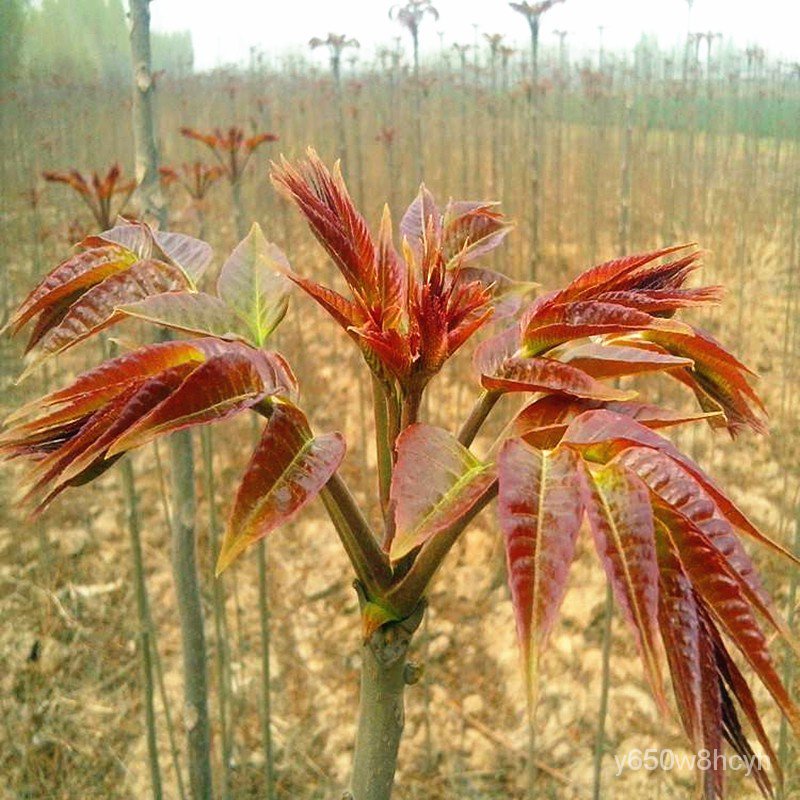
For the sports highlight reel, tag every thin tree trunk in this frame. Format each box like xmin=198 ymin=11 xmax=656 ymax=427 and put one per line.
xmin=129 ymin=0 xmax=165 ymax=227
xmin=122 ymin=459 xmax=163 ymax=800
xmin=592 ymin=582 xmax=614 ymax=800
xmin=528 ymin=17 xmax=541 ymax=279
xmin=201 ymin=428 xmax=232 ymax=800
xmin=348 ymin=595 xmax=425 ymax=800
xmin=257 ymin=541 xmax=276 ymax=799
xmin=128 ymin=6 xmax=213 ymax=799
xmin=231 ymin=178 xmax=247 ymax=241
xmin=412 ymin=33 xmax=424 ymax=182
xmin=170 ymin=430 xmax=213 ymax=800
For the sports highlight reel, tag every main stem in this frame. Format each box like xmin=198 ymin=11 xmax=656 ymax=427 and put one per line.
xmin=122 ymin=459 xmax=163 ymax=800
xmin=257 ymin=540 xmax=275 ymax=800
xmin=528 ymin=15 xmax=541 ymax=279
xmin=349 ymin=598 xmax=425 ymax=800
xmin=170 ymin=430 xmax=213 ymax=800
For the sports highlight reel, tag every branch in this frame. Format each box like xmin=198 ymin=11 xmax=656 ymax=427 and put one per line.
xmin=457 ymin=389 xmax=501 ymax=447
xmin=372 ymin=375 xmax=396 ymax=536
xmin=323 ymin=472 xmax=393 ymax=592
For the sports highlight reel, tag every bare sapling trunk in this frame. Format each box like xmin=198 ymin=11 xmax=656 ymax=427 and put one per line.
xmin=349 ymin=589 xmax=425 ymax=800
xmin=528 ymin=16 xmax=542 ymax=279
xmin=122 ymin=459 xmax=163 ymax=800
xmin=170 ymin=429 xmax=213 ymax=800
xmin=128 ymin=3 xmax=213 ymax=798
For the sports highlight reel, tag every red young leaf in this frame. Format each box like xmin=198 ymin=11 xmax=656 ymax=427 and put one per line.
xmin=481 ymin=355 xmax=637 ymax=401
xmin=638 ymin=328 xmax=766 ymax=435
xmin=656 ymin=534 xmax=728 ymax=799
xmin=617 ymin=446 xmax=774 ymax=613
xmin=271 ymin=149 xmax=378 ymax=302
xmin=514 ymin=396 xmax=717 ymax=449
xmin=440 ymin=199 xmax=512 ymax=265
xmin=593 ymin=286 xmax=724 ymax=316
xmin=498 ymin=439 xmax=583 ymax=704
xmin=275 ymin=153 xmax=501 ymax=391
xmin=455 ymin=267 xmax=537 ymax=320
xmin=3 ymin=339 xmax=211 ymax=431
xmin=399 ymin=184 xmax=440 ymax=259
xmin=88 ymin=219 xmax=212 ymax=284
xmin=554 ymin=244 xmax=696 ymax=303
xmin=579 ymin=460 xmax=666 ymax=708
xmin=701 ymin=604 xmax=783 ymax=789
xmin=562 ymin=410 xmax=799 ymax=565
xmin=656 ymin=505 xmax=800 ymax=735
xmin=375 ymin=205 xmax=406 ymax=325
xmin=5 ymin=245 xmax=136 ymax=336
xmin=107 ymin=346 xmax=296 ymax=454
xmin=560 ymin=342 xmax=693 ymax=378
xmin=656 ymin=535 xmax=712 ymax=750
xmin=521 ymin=300 xmax=690 ymax=357
xmin=390 ymin=424 xmax=496 ymax=562
xmin=216 ymin=403 xmax=345 ymax=574
xmin=22 ymin=258 xmax=190 ymax=372
xmin=287 ymin=272 xmax=366 ymax=331
xmin=25 ymin=365 xmax=196 ymax=510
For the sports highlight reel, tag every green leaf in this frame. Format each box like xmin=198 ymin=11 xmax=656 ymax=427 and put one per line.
xmin=120 ymin=291 xmax=251 ymax=342
xmin=217 ymin=222 xmax=292 ymax=346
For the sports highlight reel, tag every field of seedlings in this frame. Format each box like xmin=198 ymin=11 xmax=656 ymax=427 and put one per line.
xmin=0 ymin=4 xmax=799 ymax=799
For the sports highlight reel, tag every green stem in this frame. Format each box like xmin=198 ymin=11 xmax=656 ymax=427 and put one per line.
xmin=151 ymin=443 xmax=188 ymax=800
xmin=323 ymin=473 xmax=392 ymax=594
xmin=592 ymin=581 xmax=614 ymax=800
xmin=121 ymin=459 xmax=163 ymax=800
xmin=372 ymin=375 xmax=394 ymax=531
xmin=349 ymin=596 xmax=426 ymax=800
xmin=257 ymin=540 xmax=275 ymax=800
xmin=201 ymin=428 xmax=232 ymax=800
xmin=777 ymin=499 xmax=800 ymax=799
xmin=457 ymin=390 xmax=501 ymax=447
xmin=169 ymin=429 xmax=213 ymax=800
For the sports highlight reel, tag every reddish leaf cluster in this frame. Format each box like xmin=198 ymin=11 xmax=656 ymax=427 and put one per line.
xmin=2 ymin=220 xmax=211 ymax=373
xmin=180 ymin=126 xmax=278 ymax=184
xmin=43 ymin=164 xmax=137 ymax=229
xmin=0 ymin=338 xmax=296 ymax=513
xmin=271 ymin=150 xmax=512 ymax=405
xmin=497 ymin=409 xmax=798 ymax=797
xmin=508 ymin=0 xmax=566 ymax=22
xmin=476 ymin=245 xmax=764 ymax=436
xmin=2 ymin=217 xmax=336 ymax=597
xmin=379 ymin=241 xmax=795 ymax=797
xmin=389 ymin=0 xmax=440 ymax=37
xmin=159 ymin=162 xmax=225 ymax=200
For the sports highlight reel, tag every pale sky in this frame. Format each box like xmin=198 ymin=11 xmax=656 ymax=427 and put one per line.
xmin=149 ymin=0 xmax=800 ymax=71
